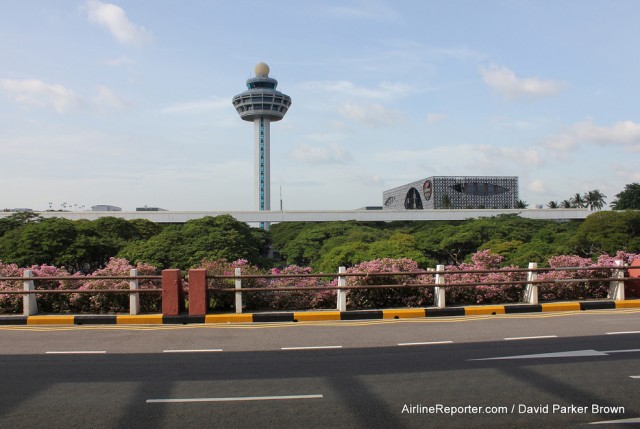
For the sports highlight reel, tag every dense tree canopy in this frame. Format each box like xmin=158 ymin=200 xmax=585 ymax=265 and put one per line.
xmin=269 ymin=215 xmax=585 ymax=271
xmin=611 ymin=183 xmax=640 ymax=210
xmin=118 ymin=215 xmax=269 ymax=270
xmin=1 ymin=206 xmax=638 ymax=274
xmin=0 ymin=215 xmax=159 ymax=272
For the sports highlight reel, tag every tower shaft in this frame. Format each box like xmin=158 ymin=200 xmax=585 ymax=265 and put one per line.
xmin=254 ymin=118 xmax=270 ymax=229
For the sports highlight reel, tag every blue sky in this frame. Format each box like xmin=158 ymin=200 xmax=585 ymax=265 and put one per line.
xmin=1 ymin=0 xmax=639 ymax=211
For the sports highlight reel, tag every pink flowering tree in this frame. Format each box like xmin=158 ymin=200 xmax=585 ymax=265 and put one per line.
xmin=267 ymin=265 xmax=335 ymax=310
xmin=0 ymin=262 xmax=74 ymax=314
xmin=342 ymin=258 xmax=433 ymax=309
xmin=70 ymin=258 xmax=160 ymax=313
xmin=29 ymin=264 xmax=75 ymax=313
xmin=199 ymin=259 xmax=268 ymax=311
xmin=536 ymin=252 xmax=639 ymax=301
xmin=445 ymin=250 xmax=526 ymax=305
xmin=0 ymin=262 xmax=24 ymax=313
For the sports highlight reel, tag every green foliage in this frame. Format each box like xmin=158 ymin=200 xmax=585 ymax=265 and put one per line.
xmin=0 ymin=216 xmax=164 ymax=272
xmin=611 ymin=182 xmax=640 ymax=210
xmin=574 ymin=211 xmax=640 ymax=255
xmin=0 ymin=212 xmax=43 ymax=237
xmin=118 ymin=215 xmax=268 ymax=270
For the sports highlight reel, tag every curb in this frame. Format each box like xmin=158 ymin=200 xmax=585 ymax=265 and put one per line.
xmin=1 ymin=300 xmax=639 ymax=326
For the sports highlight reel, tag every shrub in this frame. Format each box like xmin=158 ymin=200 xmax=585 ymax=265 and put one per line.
xmin=70 ymin=258 xmax=160 ymax=313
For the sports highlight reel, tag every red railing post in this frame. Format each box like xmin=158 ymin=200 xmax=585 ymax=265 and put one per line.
xmin=628 ymin=259 xmax=640 ymax=299
xmin=162 ymin=269 xmax=185 ymax=316
xmin=188 ymin=269 xmax=207 ymax=316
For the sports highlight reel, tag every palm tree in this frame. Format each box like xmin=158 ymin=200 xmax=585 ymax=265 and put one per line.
xmin=515 ymin=199 xmax=529 ymax=209
xmin=584 ymin=189 xmax=606 ymax=211
xmin=547 ymin=201 xmax=559 ymax=209
xmin=570 ymin=193 xmax=586 ymax=208
xmin=560 ymin=199 xmax=573 ymax=208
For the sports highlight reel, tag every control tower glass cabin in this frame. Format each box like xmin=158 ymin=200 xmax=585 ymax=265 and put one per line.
xmin=232 ymin=62 xmax=292 ymax=229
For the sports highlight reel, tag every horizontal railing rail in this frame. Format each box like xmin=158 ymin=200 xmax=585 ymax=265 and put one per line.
xmin=1 ymin=261 xmax=637 ymax=318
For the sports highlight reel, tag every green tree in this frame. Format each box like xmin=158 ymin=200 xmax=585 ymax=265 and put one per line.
xmin=118 ymin=215 xmax=268 ymax=270
xmin=0 ymin=217 xmax=78 ymax=267
xmin=515 ymin=199 xmax=529 ymax=209
xmin=547 ymin=201 xmax=559 ymax=209
xmin=584 ymin=189 xmax=606 ymax=211
xmin=560 ymin=200 xmax=573 ymax=208
xmin=0 ymin=212 xmax=43 ymax=237
xmin=573 ymin=211 xmax=640 ymax=255
xmin=570 ymin=193 xmax=586 ymax=208
xmin=610 ymin=183 xmax=640 ymax=210
xmin=440 ymin=193 xmax=453 ymax=209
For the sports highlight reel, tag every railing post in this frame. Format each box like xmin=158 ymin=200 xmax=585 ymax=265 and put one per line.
xmin=608 ymin=260 xmax=625 ymax=301
xmin=524 ymin=262 xmax=538 ymax=304
xmin=337 ymin=266 xmax=347 ymax=312
xmin=188 ymin=269 xmax=208 ymax=316
xmin=23 ymin=270 xmax=37 ymax=316
xmin=129 ymin=268 xmax=140 ymax=315
xmin=161 ymin=269 xmax=184 ymax=316
xmin=234 ymin=267 xmax=243 ymax=314
xmin=434 ymin=265 xmax=445 ymax=308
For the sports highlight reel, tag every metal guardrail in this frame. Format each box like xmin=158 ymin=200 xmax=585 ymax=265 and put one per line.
xmin=205 ymin=263 xmax=631 ymax=313
xmin=0 ymin=262 xmax=635 ymax=317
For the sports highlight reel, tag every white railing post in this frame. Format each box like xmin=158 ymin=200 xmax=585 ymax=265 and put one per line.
xmin=434 ymin=265 xmax=445 ymax=308
xmin=524 ymin=262 xmax=538 ymax=304
xmin=235 ymin=267 xmax=243 ymax=314
xmin=608 ymin=260 xmax=625 ymax=301
xmin=129 ymin=268 xmax=140 ymax=315
xmin=23 ymin=270 xmax=37 ymax=316
xmin=337 ymin=266 xmax=347 ymax=312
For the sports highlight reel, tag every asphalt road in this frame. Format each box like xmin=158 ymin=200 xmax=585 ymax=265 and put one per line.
xmin=0 ymin=310 xmax=639 ymax=428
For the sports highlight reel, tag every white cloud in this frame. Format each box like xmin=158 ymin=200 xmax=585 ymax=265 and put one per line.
xmin=426 ymin=113 xmax=447 ymax=124
xmin=0 ymin=79 xmax=127 ymax=113
xmin=480 ymin=64 xmax=564 ymax=99
xmin=545 ymin=119 xmax=640 ymax=153
xmin=338 ymin=102 xmax=406 ymax=127
xmin=323 ymin=0 xmax=398 ymax=21
xmin=94 ymin=85 xmax=127 ymax=109
xmin=572 ymin=120 xmax=640 ymax=148
xmin=477 ymin=145 xmax=543 ymax=168
xmin=304 ymin=80 xmax=411 ymax=100
xmin=528 ymin=179 xmax=546 ymax=193
xmin=162 ymin=98 xmax=230 ymax=114
xmin=0 ymin=79 xmax=81 ymax=113
xmin=85 ymin=0 xmax=152 ymax=46
xmin=291 ymin=143 xmax=352 ymax=164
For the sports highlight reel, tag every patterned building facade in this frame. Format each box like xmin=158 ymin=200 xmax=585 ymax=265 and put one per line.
xmin=383 ymin=176 xmax=519 ymax=210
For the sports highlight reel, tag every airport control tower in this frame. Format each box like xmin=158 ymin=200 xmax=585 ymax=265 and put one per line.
xmin=232 ymin=62 xmax=292 ymax=229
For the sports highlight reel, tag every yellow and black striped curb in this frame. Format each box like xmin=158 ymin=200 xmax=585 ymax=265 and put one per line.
xmin=1 ymin=300 xmax=639 ymax=325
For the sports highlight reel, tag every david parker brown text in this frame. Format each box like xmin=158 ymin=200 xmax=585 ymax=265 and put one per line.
xmin=401 ymin=404 xmax=626 ymax=415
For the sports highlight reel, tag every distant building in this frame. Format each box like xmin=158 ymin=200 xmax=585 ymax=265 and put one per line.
xmin=10 ymin=208 xmax=33 ymax=212
xmin=136 ymin=207 xmax=168 ymax=211
xmin=383 ymin=176 xmax=519 ymax=210
xmin=91 ymin=205 xmax=122 ymax=212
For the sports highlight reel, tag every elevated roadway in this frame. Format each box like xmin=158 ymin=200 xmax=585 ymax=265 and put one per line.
xmin=0 ymin=208 xmax=590 ymax=223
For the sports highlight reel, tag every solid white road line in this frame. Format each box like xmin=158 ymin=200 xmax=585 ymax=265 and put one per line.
xmin=590 ymin=417 xmax=640 ymax=425
xmin=46 ymin=351 xmax=106 ymax=354
xmin=504 ymin=335 xmax=558 ymax=341
xmin=606 ymin=331 xmax=640 ymax=335
xmin=629 ymin=375 xmax=640 ymax=379
xmin=146 ymin=394 xmax=324 ymax=403
xmin=398 ymin=341 xmax=453 ymax=346
xmin=163 ymin=349 xmax=223 ymax=353
xmin=281 ymin=346 xmax=342 ymax=350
